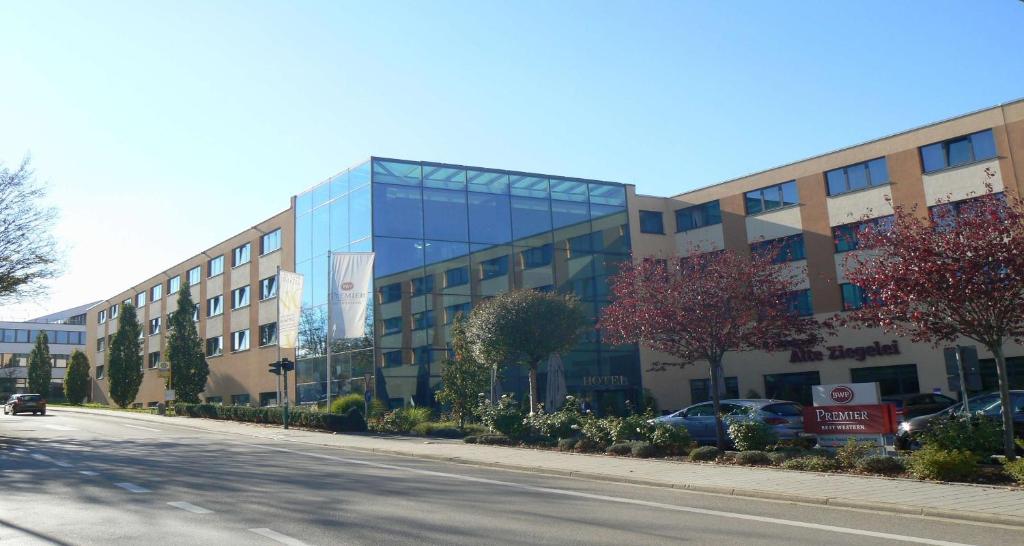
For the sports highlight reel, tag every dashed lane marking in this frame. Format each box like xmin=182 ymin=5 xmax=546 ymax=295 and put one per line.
xmin=247 ymin=528 xmax=310 ymax=545
xmin=121 ymin=424 xmax=161 ymax=432
xmin=43 ymin=424 xmax=76 ymax=431
xmin=114 ymin=482 xmax=150 ymax=493
xmin=168 ymin=501 xmax=213 ymax=514
xmin=79 ymin=470 xmax=99 ymax=476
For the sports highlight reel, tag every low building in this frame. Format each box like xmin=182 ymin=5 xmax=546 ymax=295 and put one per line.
xmin=1 ymin=302 xmax=95 ymax=399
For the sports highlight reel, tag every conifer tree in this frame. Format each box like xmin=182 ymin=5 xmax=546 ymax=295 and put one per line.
xmin=108 ymin=303 xmax=143 ymax=408
xmin=28 ymin=331 xmax=52 ymax=397
xmin=167 ymin=283 xmax=208 ymax=403
xmin=63 ymin=350 xmax=90 ymax=404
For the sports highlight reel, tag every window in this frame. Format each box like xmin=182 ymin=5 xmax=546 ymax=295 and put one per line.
xmin=445 ymin=266 xmax=469 ymax=288
xmin=231 ymin=393 xmax=250 ymax=406
xmin=98 ymin=309 xmax=107 ymax=324
xmin=785 ymin=289 xmax=813 ymax=317
xmin=231 ymin=329 xmax=249 ymax=352
xmin=840 ymin=283 xmax=868 ymax=310
xmin=96 ymin=365 xmax=105 ymax=380
xmin=851 ymin=364 xmax=920 ymax=397
xmin=151 ymin=283 xmax=163 ymax=301
xmin=55 ymin=331 xmax=69 ymax=345
xmin=826 ymin=158 xmax=889 ymax=196
xmin=148 ymin=351 xmax=160 ymax=369
xmin=136 ymin=292 xmax=146 ymax=307
xmin=110 ymin=304 xmax=118 ymax=319
xmin=261 ymin=228 xmax=282 ymax=255
xmin=382 ymin=317 xmax=403 ymax=335
xmin=411 ymin=275 xmax=434 ymax=296
xmin=260 ymin=275 xmax=278 ymax=300
xmin=639 ymin=210 xmax=665 ymax=234
xmin=920 ymin=129 xmax=997 ymax=173
xmin=832 ymin=215 xmax=894 ymax=253
xmin=207 ymin=295 xmax=223 ymax=317
xmin=689 ymin=377 xmax=739 ymax=404
xmin=187 ymin=266 xmax=201 ymax=286
xmin=383 ymin=350 xmax=403 ymax=367
xmin=750 ymin=234 xmax=805 ymax=263
xmin=259 ymin=322 xmax=277 ymax=346
xmin=205 ymin=396 xmax=223 ymax=405
xmin=97 ymin=338 xmax=106 ymax=352
xmin=520 ymin=244 xmax=553 ymax=269
xmin=208 ymin=255 xmax=224 ymax=277
xmin=233 ymin=243 xmax=251 ymax=267
xmin=168 ymin=275 xmax=180 ymax=295
xmin=745 ymin=181 xmax=799 ymax=214
xmin=206 ymin=336 xmax=223 ymax=357
xmin=378 ymin=283 xmax=402 ymax=304
xmin=149 ymin=318 xmax=161 ymax=335
xmin=764 ymin=371 xmax=821 ymax=406
xmin=929 ymin=193 xmax=1006 ymax=231
xmin=479 ymin=255 xmax=509 ymax=280
xmin=445 ymin=302 xmax=471 ymax=324
xmin=412 ymin=310 xmax=434 ymax=330
xmin=231 ymin=286 xmax=250 ymax=309
xmin=675 ymin=201 xmax=721 ymax=232
xmin=192 ymin=303 xmax=200 ymax=322
xmin=259 ymin=392 xmax=278 ymax=407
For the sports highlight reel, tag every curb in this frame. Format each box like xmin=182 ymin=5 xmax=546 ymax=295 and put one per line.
xmin=49 ymin=407 xmax=1024 ymax=528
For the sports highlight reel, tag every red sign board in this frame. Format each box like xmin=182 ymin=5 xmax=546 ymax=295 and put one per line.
xmin=802 ymin=404 xmax=898 ymax=435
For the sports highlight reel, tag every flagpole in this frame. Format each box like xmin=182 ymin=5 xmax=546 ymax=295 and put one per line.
xmin=326 ymin=250 xmax=333 ymax=410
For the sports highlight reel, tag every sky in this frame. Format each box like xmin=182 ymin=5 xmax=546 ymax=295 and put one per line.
xmin=1 ymin=1 xmax=1023 ymax=320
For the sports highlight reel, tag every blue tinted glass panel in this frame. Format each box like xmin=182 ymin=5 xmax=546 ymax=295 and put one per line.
xmin=422 ymin=188 xmax=468 ymax=241
xmin=297 ymin=261 xmax=312 ymax=308
xmin=639 ymin=211 xmax=663 ymax=234
xmin=745 ymin=190 xmax=763 ymax=214
xmin=296 ymin=213 xmax=312 ymax=264
xmin=373 ymin=184 xmax=423 ymax=238
xmin=520 ymin=244 xmax=553 ymax=268
xmin=349 ymin=185 xmax=371 ymax=242
xmin=329 ymin=196 xmax=349 ymax=251
xmin=947 ymin=137 xmax=972 ymax=167
xmin=867 ymin=158 xmax=889 ymax=186
xmin=312 ymin=182 xmax=330 ymax=208
xmin=510 ymin=196 xmax=552 ymax=240
xmin=971 ymin=130 xmax=996 ymax=161
xmin=826 ymin=169 xmax=846 ymax=196
xmin=550 ymin=179 xmax=588 ymax=202
xmin=372 ymin=159 xmax=421 ymax=186
xmin=445 ymin=266 xmax=469 ymax=287
xmin=551 ymin=199 xmax=589 ymax=229
xmin=351 ymin=238 xmax=372 ymax=252
xmin=510 ymin=175 xmax=548 ymax=198
xmin=479 ymin=255 xmax=509 ymax=279
xmin=373 ymin=237 xmax=425 ymax=277
xmin=350 ymin=162 xmax=371 ymax=189
xmin=589 ymin=183 xmax=626 ymax=206
xmin=312 ymin=205 xmax=329 ymax=256
xmin=846 ymin=164 xmax=868 ymax=191
xmin=330 ymin=172 xmax=349 ymax=199
xmin=590 ymin=203 xmax=624 ymax=221
xmin=422 ymin=165 xmax=467 ymax=190
xmin=467 ymin=192 xmax=511 ymax=244
xmin=841 ymin=284 xmax=865 ymax=310
xmin=920 ymin=142 xmax=946 ymax=173
xmin=780 ymin=181 xmax=799 ymax=206
xmin=762 ymin=185 xmax=783 ymax=210
xmin=312 ymin=254 xmax=327 ymax=307
xmin=296 ymin=191 xmax=312 ymax=216
xmin=467 ymin=170 xmax=509 ymax=194
xmin=424 ymin=240 xmax=469 ymax=266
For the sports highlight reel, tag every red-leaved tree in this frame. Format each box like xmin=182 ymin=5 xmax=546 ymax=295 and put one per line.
xmin=600 ymin=247 xmax=825 ymax=449
xmin=843 ymin=180 xmax=1022 ymax=459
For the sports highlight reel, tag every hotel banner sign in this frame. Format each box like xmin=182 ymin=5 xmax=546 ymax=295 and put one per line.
xmin=277 ymin=270 xmax=304 ymax=349
xmin=802 ymin=404 xmax=898 ymax=435
xmin=329 ymin=252 xmax=375 ymax=340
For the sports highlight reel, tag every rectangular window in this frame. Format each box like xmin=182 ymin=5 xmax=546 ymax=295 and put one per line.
xmin=764 ymin=371 xmax=821 ymax=406
xmin=97 ymin=338 xmax=106 ymax=352
xmin=15 ymin=329 xmax=28 ymax=343
xmin=259 ymin=322 xmax=277 ymax=347
xmin=148 ymin=351 xmax=160 ymax=369
xmin=785 ymin=289 xmax=814 ymax=317
xmin=826 ymin=158 xmax=889 ymax=196
xmin=929 ymin=193 xmax=1006 ymax=231
xmin=750 ymin=234 xmax=805 ymax=263
xmin=850 ymin=364 xmax=920 ymax=397
xmin=675 ymin=201 xmax=722 ymax=232
xmin=168 ymin=275 xmax=181 ymax=295
xmin=832 ymin=215 xmax=894 ymax=253
xmin=411 ymin=275 xmax=434 ymax=296
xmin=259 ymin=392 xmax=278 ymax=407
xmin=840 ymin=283 xmax=868 ymax=311
xmin=231 ymin=393 xmax=250 ymax=406
xmin=110 ymin=304 xmax=118 ymax=319
xmin=231 ymin=329 xmax=249 ymax=352
xmin=231 ymin=286 xmax=250 ymax=309
xmin=378 ymin=282 xmax=402 ymax=304
xmin=232 ymin=243 xmax=251 ymax=267
xmin=520 ymin=244 xmax=553 ymax=269
xmin=920 ymin=129 xmax=997 ymax=173
xmin=96 ymin=365 xmax=105 ymax=380
xmin=745 ymin=181 xmax=799 ymax=214
xmin=136 ymin=292 xmax=146 ymax=307
xmin=193 ymin=303 xmax=200 ymax=322
xmin=639 ymin=210 xmax=665 ymax=234
xmin=98 ymin=310 xmax=107 ymax=324
xmin=149 ymin=318 xmax=161 ymax=335
xmin=479 ymin=255 xmax=509 ymax=280
xmin=261 ymin=228 xmax=282 ymax=255
xmin=206 ymin=336 xmax=223 ymax=357
xmin=445 ymin=302 xmax=471 ymax=324
xmin=187 ymin=266 xmax=201 ymax=286
xmin=412 ymin=310 xmax=434 ymax=330
xmin=205 ymin=396 xmax=223 ymax=405
xmin=382 ymin=317 xmax=403 ymax=335
xmin=151 ymin=283 xmax=163 ymax=301
xmin=55 ymin=331 xmax=69 ymax=345
xmin=689 ymin=377 xmax=739 ymax=404
xmin=383 ymin=350 xmax=403 ymax=368
xmin=208 ymin=255 xmax=224 ymax=278
xmin=445 ymin=266 xmax=469 ymax=288
xmin=207 ymin=295 xmax=224 ymax=317
xmin=260 ymin=275 xmax=278 ymax=300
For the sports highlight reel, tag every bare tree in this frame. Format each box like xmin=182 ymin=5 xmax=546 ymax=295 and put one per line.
xmin=0 ymin=157 xmax=60 ymax=304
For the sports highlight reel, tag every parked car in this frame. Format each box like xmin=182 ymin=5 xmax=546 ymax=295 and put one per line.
xmin=3 ymin=394 xmax=47 ymax=416
xmin=652 ymin=399 xmax=807 ymax=446
xmin=896 ymin=390 xmax=1024 ymax=450
xmin=882 ymin=392 xmax=958 ymax=421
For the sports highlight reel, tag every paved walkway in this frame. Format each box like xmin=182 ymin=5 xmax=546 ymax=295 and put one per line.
xmin=51 ymin=406 xmax=1024 ymax=527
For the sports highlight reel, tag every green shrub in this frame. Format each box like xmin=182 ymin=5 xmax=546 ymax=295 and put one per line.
xmin=330 ymin=394 xmax=365 ymax=417
xmin=631 ymin=441 xmax=656 ymax=458
xmin=463 ymin=435 xmax=479 ymax=444
xmin=172 ymin=402 xmax=365 ymax=432
xmin=919 ymin=415 xmax=1004 ymax=457
xmin=370 ymin=407 xmax=434 ymax=433
xmin=856 ymin=455 xmax=906 ymax=476
xmin=606 ymin=442 xmax=633 ymax=456
xmin=727 ymin=421 xmax=777 ymax=452
xmin=461 ymin=423 xmax=488 ymax=436
xmin=520 ymin=435 xmax=557 ymax=447
xmin=836 ymin=438 xmax=879 ymax=469
xmin=648 ymin=423 xmax=691 ymax=455
xmin=1002 ymin=458 xmax=1024 ymax=484
xmin=781 ymin=456 xmax=840 ymax=472
xmin=475 ymin=395 xmax=527 ymax=438
xmin=689 ymin=446 xmax=720 ymax=462
xmin=525 ymin=405 xmax=582 ymax=440
xmin=367 ymin=399 xmax=387 ymax=419
xmin=735 ymin=450 xmax=771 ymax=466
xmin=574 ymin=438 xmax=603 ymax=453
xmin=476 ymin=434 xmax=512 ymax=446
xmin=411 ymin=421 xmax=464 ymax=438
xmin=807 ymin=447 xmax=835 ymax=458
xmin=557 ymin=438 xmax=578 ymax=452
xmin=907 ymin=446 xmax=978 ymax=482
xmin=768 ymin=450 xmax=802 ymax=465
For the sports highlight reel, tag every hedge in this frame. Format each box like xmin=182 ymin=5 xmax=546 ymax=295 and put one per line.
xmin=174 ymin=403 xmax=366 ymax=433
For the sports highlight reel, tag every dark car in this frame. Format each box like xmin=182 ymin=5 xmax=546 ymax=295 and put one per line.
xmin=896 ymin=390 xmax=1024 ymax=450
xmin=652 ymin=399 xmax=808 ymax=446
xmin=882 ymin=392 xmax=958 ymax=421
xmin=3 ymin=394 xmax=47 ymax=416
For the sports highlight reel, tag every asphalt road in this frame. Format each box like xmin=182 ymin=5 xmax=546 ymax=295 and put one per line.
xmin=0 ymin=409 xmax=1020 ymax=546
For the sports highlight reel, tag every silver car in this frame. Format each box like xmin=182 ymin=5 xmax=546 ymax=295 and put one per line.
xmin=653 ymin=399 xmax=806 ymax=446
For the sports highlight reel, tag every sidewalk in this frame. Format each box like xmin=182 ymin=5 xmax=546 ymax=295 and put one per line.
xmin=53 ymin=406 xmax=1024 ymax=527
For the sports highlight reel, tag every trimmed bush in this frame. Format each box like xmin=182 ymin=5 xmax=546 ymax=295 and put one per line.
xmin=411 ymin=421 xmax=464 ymax=438
xmin=856 ymin=455 xmax=906 ymax=476
xmin=918 ymin=415 xmax=1003 ymax=457
xmin=330 ymin=394 xmax=365 ymax=417
xmin=463 ymin=435 xmax=480 ymax=444
xmin=781 ymin=456 xmax=840 ymax=472
xmin=631 ymin=441 xmax=656 ymax=458
xmin=727 ymin=421 xmax=777 ymax=452
xmin=1002 ymin=458 xmax=1024 ymax=484
xmin=476 ymin=434 xmax=513 ymax=446
xmin=574 ymin=438 xmax=603 ymax=453
xmin=557 ymin=438 xmax=579 ymax=452
xmin=172 ymin=402 xmax=365 ymax=432
xmin=907 ymin=446 xmax=978 ymax=482
xmin=370 ymin=407 xmax=434 ymax=434
xmin=836 ymin=438 xmax=879 ymax=469
xmin=735 ymin=450 xmax=771 ymax=466
xmin=648 ymin=423 xmax=691 ymax=455
xmin=606 ymin=442 xmax=633 ymax=456
xmin=475 ymin=395 xmax=527 ymax=439
xmin=689 ymin=446 xmax=720 ymax=462
xmin=768 ymin=450 xmax=802 ymax=465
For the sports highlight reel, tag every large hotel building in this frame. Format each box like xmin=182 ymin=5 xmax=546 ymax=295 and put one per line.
xmin=87 ymin=98 xmax=1024 ymax=413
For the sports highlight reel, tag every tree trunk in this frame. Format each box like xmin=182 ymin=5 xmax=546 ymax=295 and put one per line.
xmin=991 ymin=345 xmax=1017 ymax=460
xmin=709 ymin=357 xmax=727 ymax=450
xmin=528 ymin=362 xmax=539 ymax=415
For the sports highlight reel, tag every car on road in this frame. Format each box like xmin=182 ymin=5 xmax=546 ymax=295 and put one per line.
xmin=896 ymin=390 xmax=1024 ymax=450
xmin=3 ymin=394 xmax=47 ymax=416
xmin=882 ymin=392 xmax=958 ymax=421
xmin=652 ymin=399 xmax=807 ymax=446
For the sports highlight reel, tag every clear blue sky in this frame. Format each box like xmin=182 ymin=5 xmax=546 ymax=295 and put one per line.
xmin=1 ymin=1 xmax=1022 ymax=319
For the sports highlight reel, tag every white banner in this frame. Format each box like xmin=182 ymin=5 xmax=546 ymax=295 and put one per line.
xmin=277 ymin=270 xmax=304 ymax=349
xmin=812 ymin=382 xmax=881 ymax=406
xmin=329 ymin=252 xmax=375 ymax=339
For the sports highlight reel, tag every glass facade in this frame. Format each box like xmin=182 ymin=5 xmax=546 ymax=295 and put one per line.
xmin=293 ymin=157 xmax=641 ymax=412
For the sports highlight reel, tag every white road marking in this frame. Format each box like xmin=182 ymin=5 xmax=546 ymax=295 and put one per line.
xmin=168 ymin=501 xmax=213 ymax=514
xmin=30 ymin=453 xmax=71 ymax=467
xmin=245 ymin=443 xmax=977 ymax=546
xmin=44 ymin=424 xmax=76 ymax=431
xmin=247 ymin=528 xmax=310 ymax=545
xmin=79 ymin=470 xmax=99 ymax=476
xmin=114 ymin=482 xmax=150 ymax=493
xmin=13 ymin=448 xmax=27 ymax=452
xmin=121 ymin=423 xmax=161 ymax=432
